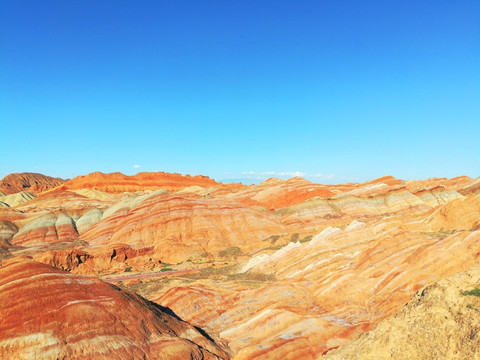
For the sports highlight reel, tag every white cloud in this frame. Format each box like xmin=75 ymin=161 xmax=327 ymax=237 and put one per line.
xmin=308 ymin=173 xmax=336 ymax=179
xmin=221 ymin=171 xmax=360 ymax=185
xmin=133 ymin=164 xmax=141 ymax=169
xmin=241 ymin=171 xmax=307 ymax=177
xmin=240 ymin=171 xmax=335 ymax=180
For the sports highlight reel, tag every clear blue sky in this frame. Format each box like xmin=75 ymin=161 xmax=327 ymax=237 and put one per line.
xmin=1 ymin=1 xmax=478 ymax=184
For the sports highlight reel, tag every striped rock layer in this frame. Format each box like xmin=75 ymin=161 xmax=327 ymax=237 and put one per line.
xmin=0 ymin=258 xmax=229 ymax=359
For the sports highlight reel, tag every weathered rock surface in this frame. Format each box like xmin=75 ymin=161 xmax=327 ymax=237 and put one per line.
xmin=0 ymin=258 xmax=230 ymax=359
xmin=324 ymin=267 xmax=480 ymax=360
xmin=31 ymin=244 xmax=159 ymax=275
xmin=0 ymin=172 xmax=66 ymax=194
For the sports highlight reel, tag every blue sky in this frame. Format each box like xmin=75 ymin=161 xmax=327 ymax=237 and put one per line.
xmin=1 ymin=1 xmax=479 ymax=184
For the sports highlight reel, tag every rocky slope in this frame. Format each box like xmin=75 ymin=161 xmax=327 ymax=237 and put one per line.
xmin=324 ymin=267 xmax=480 ymax=360
xmin=0 ymin=191 xmax=35 ymax=208
xmin=0 ymin=257 xmax=230 ymax=359
xmin=420 ymin=195 xmax=480 ymax=232
xmin=0 ymin=172 xmax=66 ymax=194
xmin=229 ymin=177 xmax=336 ymax=209
xmin=81 ymin=191 xmax=286 ymax=263
xmin=149 ymin=225 xmax=480 ymax=359
xmin=7 ymin=190 xmax=116 ymax=247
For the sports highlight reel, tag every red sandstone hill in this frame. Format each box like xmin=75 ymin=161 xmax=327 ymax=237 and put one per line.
xmin=81 ymin=192 xmax=286 ymax=263
xmin=230 ymin=177 xmax=336 ymax=209
xmin=54 ymin=171 xmax=244 ymax=193
xmin=0 ymin=172 xmax=66 ymax=194
xmin=0 ymin=258 xmax=230 ymax=359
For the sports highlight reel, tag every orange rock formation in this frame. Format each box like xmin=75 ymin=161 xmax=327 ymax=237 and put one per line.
xmin=0 ymin=172 xmax=66 ymax=194
xmin=0 ymin=258 xmax=230 ymax=359
xmin=230 ymin=177 xmax=335 ymax=209
xmin=151 ymin=224 xmax=480 ymax=358
xmin=0 ymin=171 xmax=479 ymax=359
xmin=56 ymin=171 xmax=243 ymax=193
xmin=81 ymin=192 xmax=286 ymax=263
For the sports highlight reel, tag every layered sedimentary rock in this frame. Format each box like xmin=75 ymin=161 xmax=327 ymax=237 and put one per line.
xmin=404 ymin=175 xmax=475 ymax=193
xmin=0 ymin=258 xmax=230 ymax=359
xmin=16 ymin=190 xmax=113 ymax=214
xmin=459 ymin=178 xmax=480 ymax=196
xmin=0 ymin=172 xmax=65 ymax=194
xmin=277 ymin=184 xmax=466 ymax=234
xmin=1 ymin=171 xmax=480 ymax=359
xmin=230 ymin=177 xmax=335 ymax=209
xmin=361 ymin=175 xmax=403 ymax=186
xmin=281 ymin=185 xmax=464 ymax=218
xmin=82 ymin=192 xmax=285 ymax=263
xmin=8 ymin=190 xmax=117 ymax=245
xmin=0 ymin=220 xmax=18 ymax=256
xmin=56 ymin=171 xmax=242 ymax=193
xmin=0 ymin=191 xmax=35 ymax=208
xmin=152 ymin=223 xmax=480 ymax=358
xmin=76 ymin=208 xmax=104 ymax=234
xmin=324 ymin=267 xmax=480 ymax=360
xmin=421 ymin=195 xmax=480 ymax=231
xmin=70 ymin=188 xmax=117 ymax=201
xmin=0 ymin=221 xmax=17 ymax=243
xmin=11 ymin=212 xmax=79 ymax=246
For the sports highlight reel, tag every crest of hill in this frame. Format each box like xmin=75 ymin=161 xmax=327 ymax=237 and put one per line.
xmin=54 ymin=171 xmax=244 ymax=193
xmin=231 ymin=176 xmax=336 ymax=209
xmin=362 ymin=175 xmax=403 ymax=186
xmin=0 ymin=172 xmax=66 ymax=194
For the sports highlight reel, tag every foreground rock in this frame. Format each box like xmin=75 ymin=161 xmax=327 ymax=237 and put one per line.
xmin=0 ymin=258 xmax=230 ymax=359
xmin=324 ymin=267 xmax=480 ymax=360
xmin=151 ymin=225 xmax=480 ymax=359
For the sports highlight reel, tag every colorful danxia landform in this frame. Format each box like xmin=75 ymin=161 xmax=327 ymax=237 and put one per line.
xmin=0 ymin=171 xmax=479 ymax=359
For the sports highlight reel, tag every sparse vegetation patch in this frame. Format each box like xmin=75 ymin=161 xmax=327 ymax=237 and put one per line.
xmin=461 ymin=288 xmax=480 ymax=297
xmin=218 ymin=246 xmax=243 ymax=258
xmin=300 ymin=235 xmax=313 ymax=243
